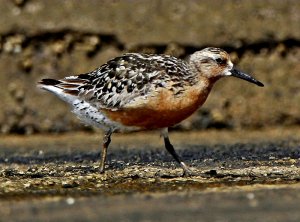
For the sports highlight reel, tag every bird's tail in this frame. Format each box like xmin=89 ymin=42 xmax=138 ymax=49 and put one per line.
xmin=38 ymin=78 xmax=65 ymax=95
xmin=38 ymin=77 xmax=83 ymax=104
xmin=38 ymin=78 xmax=62 ymax=86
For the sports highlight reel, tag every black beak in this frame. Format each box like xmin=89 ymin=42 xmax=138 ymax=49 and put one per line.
xmin=230 ymin=68 xmax=264 ymax=87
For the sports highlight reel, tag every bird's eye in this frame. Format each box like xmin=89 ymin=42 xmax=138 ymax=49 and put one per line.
xmin=216 ymin=58 xmax=226 ymax=65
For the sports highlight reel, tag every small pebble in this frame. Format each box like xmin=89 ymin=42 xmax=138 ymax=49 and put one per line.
xmin=246 ymin=193 xmax=255 ymax=200
xmin=66 ymin=197 xmax=75 ymax=205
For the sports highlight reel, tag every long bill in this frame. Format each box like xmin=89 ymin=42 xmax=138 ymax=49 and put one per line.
xmin=230 ymin=68 xmax=264 ymax=87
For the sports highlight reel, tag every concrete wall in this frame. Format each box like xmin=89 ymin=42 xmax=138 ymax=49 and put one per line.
xmin=0 ymin=0 xmax=299 ymax=134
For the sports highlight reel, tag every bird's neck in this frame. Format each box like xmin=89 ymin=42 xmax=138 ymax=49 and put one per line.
xmin=176 ymin=76 xmax=214 ymax=112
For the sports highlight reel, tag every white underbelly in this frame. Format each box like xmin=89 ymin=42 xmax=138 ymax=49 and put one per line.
xmin=71 ymin=99 xmax=140 ymax=132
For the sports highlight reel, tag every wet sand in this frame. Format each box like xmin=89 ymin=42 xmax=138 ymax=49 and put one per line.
xmin=0 ymin=127 xmax=299 ymax=221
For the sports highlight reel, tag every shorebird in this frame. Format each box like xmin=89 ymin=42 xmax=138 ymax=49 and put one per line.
xmin=38 ymin=47 xmax=264 ymax=175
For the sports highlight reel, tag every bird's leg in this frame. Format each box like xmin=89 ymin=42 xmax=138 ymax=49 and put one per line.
xmin=161 ymin=128 xmax=192 ymax=176
xmin=99 ymin=130 xmax=112 ymax=173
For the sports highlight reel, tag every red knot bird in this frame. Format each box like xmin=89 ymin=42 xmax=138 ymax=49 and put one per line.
xmin=38 ymin=47 xmax=264 ymax=176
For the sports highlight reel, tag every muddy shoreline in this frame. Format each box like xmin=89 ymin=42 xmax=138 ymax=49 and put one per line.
xmin=0 ymin=127 xmax=299 ymax=221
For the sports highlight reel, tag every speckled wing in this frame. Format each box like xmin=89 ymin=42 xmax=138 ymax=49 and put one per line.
xmin=44 ymin=53 xmax=192 ymax=110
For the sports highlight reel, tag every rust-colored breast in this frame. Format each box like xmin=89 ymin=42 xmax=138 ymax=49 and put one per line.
xmin=102 ymin=84 xmax=211 ymax=129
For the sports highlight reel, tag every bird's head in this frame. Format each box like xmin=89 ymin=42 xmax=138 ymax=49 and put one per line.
xmin=189 ymin=47 xmax=264 ymax=87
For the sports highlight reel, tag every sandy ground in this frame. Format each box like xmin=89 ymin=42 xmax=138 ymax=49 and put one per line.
xmin=0 ymin=127 xmax=299 ymax=221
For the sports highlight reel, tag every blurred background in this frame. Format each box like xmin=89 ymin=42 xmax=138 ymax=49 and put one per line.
xmin=0 ymin=0 xmax=299 ymax=135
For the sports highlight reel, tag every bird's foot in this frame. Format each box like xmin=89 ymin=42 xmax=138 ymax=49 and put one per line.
xmin=181 ymin=163 xmax=198 ymax=177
